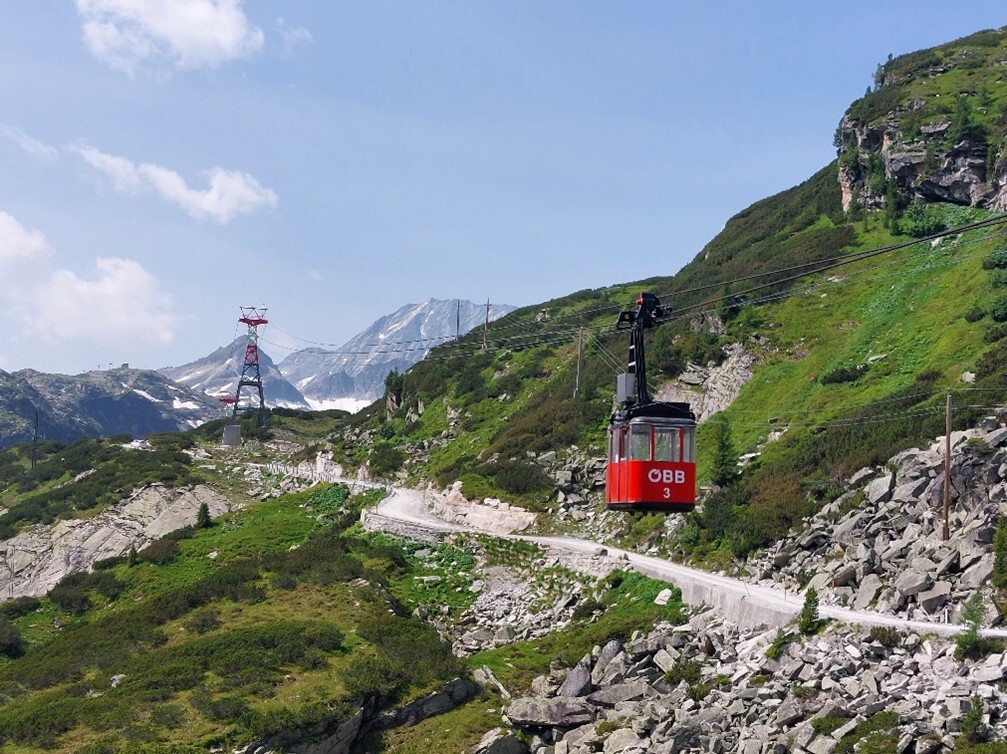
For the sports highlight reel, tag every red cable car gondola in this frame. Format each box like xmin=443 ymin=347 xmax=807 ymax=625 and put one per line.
xmin=606 ymin=293 xmax=698 ymax=512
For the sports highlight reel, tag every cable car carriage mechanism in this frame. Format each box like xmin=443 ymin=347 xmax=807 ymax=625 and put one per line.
xmin=606 ymin=293 xmax=697 ymax=513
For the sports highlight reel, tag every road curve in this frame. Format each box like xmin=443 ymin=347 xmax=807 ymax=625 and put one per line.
xmin=368 ymin=485 xmax=1007 ymax=638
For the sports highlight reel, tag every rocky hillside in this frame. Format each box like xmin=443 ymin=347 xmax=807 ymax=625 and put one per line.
xmin=357 ymin=403 xmax=1007 ymax=754
xmin=492 ymin=611 xmax=1003 ymax=754
xmin=837 ymin=28 xmax=1007 ymax=213
xmin=739 ymin=414 xmax=1007 ymax=624
xmin=0 ymin=366 xmax=219 ymax=448
xmin=1 ymin=483 xmax=236 ymax=599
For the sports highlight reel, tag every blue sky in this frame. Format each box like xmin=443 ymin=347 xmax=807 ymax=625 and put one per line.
xmin=0 ymin=2 xmax=1004 ymax=374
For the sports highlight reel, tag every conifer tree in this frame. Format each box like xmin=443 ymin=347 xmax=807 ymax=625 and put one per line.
xmin=993 ymin=517 xmax=1007 ymax=588
xmin=197 ymin=501 xmax=211 ymax=529
xmin=710 ymin=418 xmax=738 ymax=488
xmin=955 ymin=590 xmax=987 ymax=660
xmin=798 ymin=587 xmax=820 ymax=635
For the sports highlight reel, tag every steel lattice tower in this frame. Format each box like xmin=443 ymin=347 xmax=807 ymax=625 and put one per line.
xmin=232 ymin=306 xmax=268 ymax=425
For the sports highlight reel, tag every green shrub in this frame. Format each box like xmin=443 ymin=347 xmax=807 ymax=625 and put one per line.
xmin=765 ymin=629 xmax=790 ymax=660
xmin=868 ymin=625 xmax=901 ymax=648
xmin=483 ymin=458 xmax=552 ymax=495
xmin=812 ymin=717 xmax=848 ymax=736
xmin=991 ymin=295 xmax=1007 ymax=323
xmin=955 ymin=591 xmax=999 ymax=660
xmin=196 ymin=502 xmax=211 ymax=528
xmin=204 ymin=696 xmax=250 ymax=722
xmin=137 ymin=538 xmax=180 ymax=565
xmin=820 ymin=364 xmax=868 ymax=385
xmin=664 ymin=658 xmax=702 ymax=686
xmin=369 ymin=443 xmax=405 ymax=476
xmin=701 ymin=484 xmax=745 ymax=540
xmin=984 ymin=325 xmax=1007 ymax=343
xmin=0 ymin=596 xmax=40 ymax=619
xmin=571 ymin=598 xmax=604 ymax=621
xmin=965 ymin=306 xmax=986 ymax=323
xmin=339 ymin=650 xmax=401 ymax=700
xmin=899 ymin=201 xmax=946 ymax=237
xmin=185 ymin=610 xmax=221 ymax=634
xmin=989 ymin=270 xmax=1007 ymax=289
xmin=710 ymin=419 xmax=739 ymax=488
xmin=338 ymin=612 xmax=464 ymax=703
xmin=49 ymin=582 xmax=91 ymax=615
xmin=304 ymin=623 xmax=344 ymax=651
xmin=455 ymin=367 xmax=486 ymax=397
xmin=0 ymin=616 xmax=25 ymax=658
xmin=983 ymin=246 xmax=1007 ymax=270
xmin=93 ymin=555 xmax=127 ymax=570
xmin=914 ymin=369 xmax=942 ymax=384
xmin=994 ymin=519 xmax=1007 ymax=590
xmin=961 ymin=694 xmax=988 ymax=745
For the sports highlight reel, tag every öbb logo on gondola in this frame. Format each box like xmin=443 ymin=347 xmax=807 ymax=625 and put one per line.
xmin=647 ymin=468 xmax=686 ymax=485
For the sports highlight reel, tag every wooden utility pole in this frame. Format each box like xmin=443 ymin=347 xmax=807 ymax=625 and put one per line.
xmin=574 ymin=327 xmax=584 ymax=398
xmin=943 ymin=390 xmax=951 ymax=541
xmin=456 ymin=299 xmax=460 ymax=340
xmin=31 ymin=410 xmax=38 ymax=469
xmin=482 ymin=298 xmax=490 ymax=351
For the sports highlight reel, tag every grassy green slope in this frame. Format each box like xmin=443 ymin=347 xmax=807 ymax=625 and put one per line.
xmin=687 ymin=204 xmax=1007 ymax=559
xmin=0 ymin=469 xmax=690 ymax=754
xmin=0 ymin=484 xmax=468 ymax=753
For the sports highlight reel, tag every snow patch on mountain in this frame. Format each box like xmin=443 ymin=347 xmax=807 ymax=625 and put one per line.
xmin=278 ymin=298 xmax=516 ymax=405
xmin=160 ymin=338 xmax=308 ymax=409
xmin=305 ymin=397 xmax=373 ymax=413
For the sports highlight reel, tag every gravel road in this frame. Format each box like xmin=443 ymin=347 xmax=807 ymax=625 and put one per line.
xmin=369 ymin=485 xmax=1007 ymax=637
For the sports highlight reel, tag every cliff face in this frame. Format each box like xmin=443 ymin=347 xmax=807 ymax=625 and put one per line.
xmin=836 ymin=28 xmax=1007 ymax=213
xmin=837 ymin=112 xmax=1007 ymax=213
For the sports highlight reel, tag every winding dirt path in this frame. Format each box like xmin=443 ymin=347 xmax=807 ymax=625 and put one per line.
xmin=365 ymin=485 xmax=1007 ymax=638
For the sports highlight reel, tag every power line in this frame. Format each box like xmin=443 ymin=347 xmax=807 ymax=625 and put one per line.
xmin=658 ymin=214 xmax=1007 ymax=325
xmin=246 ymin=214 xmax=1007 ymax=393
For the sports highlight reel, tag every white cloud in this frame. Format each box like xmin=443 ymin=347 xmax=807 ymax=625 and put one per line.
xmin=0 ymin=125 xmax=58 ymax=160
xmin=0 ymin=211 xmax=49 ymax=271
xmin=77 ymin=145 xmax=142 ymax=191
xmin=75 ymin=0 xmax=264 ymax=74
xmin=77 ymin=145 xmax=278 ymax=223
xmin=23 ymin=257 xmax=176 ymax=344
xmin=0 ymin=213 xmax=178 ymax=351
xmin=277 ymin=17 xmax=312 ymax=56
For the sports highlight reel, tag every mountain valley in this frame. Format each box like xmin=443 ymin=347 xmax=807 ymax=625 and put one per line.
xmin=5 ymin=25 xmax=1007 ymax=754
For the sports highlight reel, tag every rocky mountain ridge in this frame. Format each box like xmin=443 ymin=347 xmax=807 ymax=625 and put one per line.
xmin=0 ymin=367 xmax=219 ymax=449
xmin=278 ymin=298 xmax=516 ymax=408
xmin=159 ymin=337 xmax=309 ymax=409
xmin=0 ymin=298 xmax=517 ymax=449
xmin=160 ymin=298 xmax=516 ymax=413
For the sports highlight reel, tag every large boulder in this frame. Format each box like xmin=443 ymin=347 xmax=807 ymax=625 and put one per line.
xmin=557 ymin=655 xmax=593 ymax=697
xmin=505 ymin=697 xmax=594 ymax=728
xmin=472 ymin=728 xmax=529 ymax=754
